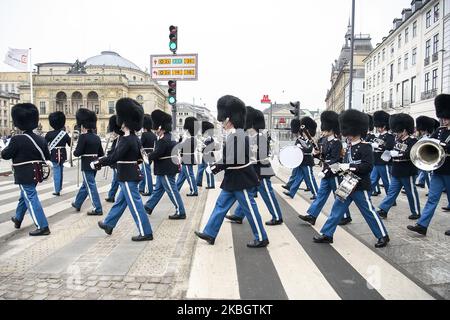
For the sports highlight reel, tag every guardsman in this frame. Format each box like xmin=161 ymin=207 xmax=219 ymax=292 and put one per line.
xmin=176 ymin=117 xmax=199 ymax=196
xmin=93 ymin=98 xmax=153 ymax=241
xmin=365 ymin=115 xmax=382 ymax=196
xmin=139 ymin=114 xmax=157 ymax=196
xmin=415 ymin=116 xmax=438 ymax=190
xmin=408 ymin=94 xmax=450 ymax=237
xmin=194 ymin=96 xmax=269 ymax=248
xmin=196 ymin=121 xmax=216 ymax=189
xmin=313 ymin=110 xmax=390 ymax=248
xmin=105 ymin=115 xmax=123 ymax=203
xmin=144 ymin=110 xmax=187 ymax=220
xmin=2 ymin=103 xmax=51 ymax=236
xmin=283 ymin=117 xmax=319 ymax=200
xmin=71 ymin=108 xmax=104 ymax=216
xmin=45 ymin=111 xmax=71 ymax=196
xmin=299 ymin=111 xmax=352 ymax=226
xmin=226 ymin=107 xmax=283 ymax=226
xmin=370 ymin=111 xmax=395 ymax=197
xmin=376 ymin=114 xmax=420 ymax=220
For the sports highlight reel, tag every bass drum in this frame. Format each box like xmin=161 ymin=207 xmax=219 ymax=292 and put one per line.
xmin=279 ymin=146 xmax=304 ymax=169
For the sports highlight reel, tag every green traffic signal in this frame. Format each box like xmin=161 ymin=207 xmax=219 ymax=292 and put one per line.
xmin=169 ymin=41 xmax=177 ymax=51
xmin=168 ymin=96 xmax=176 ymax=105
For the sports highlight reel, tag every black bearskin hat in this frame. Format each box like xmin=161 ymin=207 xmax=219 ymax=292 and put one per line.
xmin=390 ymin=113 xmax=415 ymax=134
xmin=217 ymin=95 xmax=246 ymax=129
xmin=202 ymin=121 xmax=215 ymax=135
xmin=11 ymin=103 xmax=39 ymax=131
xmin=108 ymin=115 xmax=122 ymax=135
xmin=433 ymin=119 xmax=441 ymax=131
xmin=151 ymin=110 xmax=172 ymax=132
xmin=76 ymin=108 xmax=97 ymax=130
xmin=143 ymin=114 xmax=153 ymax=131
xmin=49 ymin=111 xmax=66 ymax=130
xmin=245 ymin=106 xmax=257 ymax=131
xmin=253 ymin=109 xmax=266 ymax=131
xmin=373 ymin=110 xmax=390 ymax=129
xmin=339 ymin=109 xmax=369 ymax=137
xmin=416 ymin=116 xmax=435 ymax=133
xmin=320 ymin=111 xmax=340 ymax=135
xmin=291 ymin=119 xmax=301 ymax=134
xmin=116 ymin=98 xmax=144 ymax=132
xmin=300 ymin=117 xmax=317 ymax=137
xmin=435 ymin=94 xmax=450 ymax=119
xmin=368 ymin=114 xmax=374 ymax=132
xmin=183 ymin=117 xmax=198 ymax=136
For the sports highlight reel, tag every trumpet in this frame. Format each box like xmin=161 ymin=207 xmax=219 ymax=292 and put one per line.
xmin=411 ymin=139 xmax=447 ymax=171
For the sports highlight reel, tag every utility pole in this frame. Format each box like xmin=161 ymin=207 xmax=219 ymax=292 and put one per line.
xmin=348 ymin=0 xmax=356 ymax=110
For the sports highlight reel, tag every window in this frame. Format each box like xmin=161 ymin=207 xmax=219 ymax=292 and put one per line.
xmin=377 ymin=72 xmax=380 ymax=85
xmin=404 ymin=54 xmax=409 ymax=70
xmin=39 ymin=101 xmax=46 ymax=115
xmin=382 ymin=68 xmax=386 ymax=83
xmin=432 ymin=69 xmax=438 ymax=90
xmin=382 ymin=49 xmax=386 ymax=61
xmin=389 ymin=88 xmax=393 ymax=103
xmin=108 ymin=101 xmax=115 ymax=114
xmin=426 ymin=10 xmax=432 ymax=28
xmin=381 ymin=92 xmax=385 ymax=104
xmin=433 ymin=34 xmax=439 ymax=54
xmin=390 ymin=64 xmax=394 ymax=82
xmin=413 ymin=21 xmax=417 ymax=38
xmin=398 ymin=34 xmax=402 ymax=48
xmin=405 ymin=28 xmax=409 ymax=44
xmin=377 ymin=94 xmax=380 ymax=108
xmin=412 ymin=48 xmax=417 ymax=65
xmin=398 ymin=58 xmax=402 ymax=74
xmin=434 ymin=3 xmax=440 ymax=22
xmin=411 ymin=76 xmax=417 ymax=103
xmin=390 ymin=43 xmax=395 ymax=57
xmin=426 ymin=40 xmax=431 ymax=58
xmin=378 ymin=53 xmax=381 ymax=64
xmin=425 ymin=72 xmax=430 ymax=92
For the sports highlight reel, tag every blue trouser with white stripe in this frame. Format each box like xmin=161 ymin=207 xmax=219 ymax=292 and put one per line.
xmin=371 ymin=165 xmax=391 ymax=195
xmin=307 ymin=176 xmax=351 ymax=219
xmin=234 ymin=178 xmax=283 ymax=221
xmin=286 ymin=167 xmax=299 ymax=188
xmin=107 ymin=168 xmax=119 ymax=200
xmin=416 ymin=170 xmax=430 ymax=188
xmin=177 ymin=164 xmax=198 ymax=194
xmin=52 ymin=162 xmax=63 ymax=194
xmin=74 ymin=170 xmax=102 ymax=213
xmin=146 ymin=175 xmax=186 ymax=216
xmin=379 ymin=175 xmax=420 ymax=216
xmin=103 ymin=181 xmax=152 ymax=236
xmin=288 ymin=165 xmax=318 ymax=198
xmin=139 ymin=163 xmax=153 ymax=194
xmin=15 ymin=184 xmax=49 ymax=229
xmin=196 ymin=160 xmax=215 ymax=188
xmin=203 ymin=189 xmax=268 ymax=242
xmin=418 ymin=174 xmax=450 ymax=228
xmin=320 ymin=190 xmax=388 ymax=239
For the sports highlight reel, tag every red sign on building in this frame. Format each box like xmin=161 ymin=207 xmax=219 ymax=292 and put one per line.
xmin=261 ymin=95 xmax=271 ymax=104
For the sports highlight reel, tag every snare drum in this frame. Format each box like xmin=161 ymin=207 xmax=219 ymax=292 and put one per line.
xmin=335 ymin=173 xmax=360 ymax=202
xmin=279 ymin=146 xmax=304 ymax=169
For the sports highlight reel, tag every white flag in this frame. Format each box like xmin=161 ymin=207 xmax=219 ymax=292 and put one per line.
xmin=4 ymin=48 xmax=29 ymax=71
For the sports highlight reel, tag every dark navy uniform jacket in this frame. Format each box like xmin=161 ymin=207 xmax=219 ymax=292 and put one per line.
xmin=250 ymin=133 xmax=275 ymax=179
xmin=212 ymin=129 xmax=259 ymax=191
xmin=391 ymin=136 xmax=418 ymax=178
xmin=345 ymin=141 xmax=374 ymax=191
xmin=45 ymin=130 xmax=71 ymax=164
xmin=73 ymin=131 xmax=104 ymax=172
xmin=141 ymin=131 xmax=157 ymax=156
xmin=148 ymin=132 xmax=179 ymax=176
xmin=106 ymin=137 xmax=121 ymax=169
xmin=177 ymin=136 xmax=197 ymax=165
xmin=98 ymin=134 xmax=143 ymax=182
xmin=321 ymin=136 xmax=343 ymax=179
xmin=1 ymin=131 xmax=50 ymax=185
xmin=365 ymin=133 xmax=377 ymax=143
xmin=202 ymin=136 xmax=216 ymax=164
xmin=373 ymin=132 xmax=395 ymax=165
xmin=431 ymin=127 xmax=450 ymax=176
xmin=296 ymin=137 xmax=315 ymax=167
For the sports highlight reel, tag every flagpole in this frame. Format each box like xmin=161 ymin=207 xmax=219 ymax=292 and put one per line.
xmin=29 ymin=48 xmax=33 ymax=104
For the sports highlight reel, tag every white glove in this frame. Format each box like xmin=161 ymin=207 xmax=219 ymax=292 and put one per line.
xmin=390 ymin=150 xmax=400 ymax=158
xmin=206 ymin=166 xmax=212 ymax=174
xmin=371 ymin=142 xmax=379 ymax=149
xmin=339 ymin=163 xmax=351 ymax=171
xmin=90 ymin=161 xmax=97 ymax=170
xmin=318 ymin=172 xmax=325 ymax=179
xmin=46 ymin=160 xmax=52 ymax=167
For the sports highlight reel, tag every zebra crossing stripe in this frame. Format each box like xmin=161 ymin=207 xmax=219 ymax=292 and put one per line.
xmin=0 ymin=182 xmax=69 ymax=202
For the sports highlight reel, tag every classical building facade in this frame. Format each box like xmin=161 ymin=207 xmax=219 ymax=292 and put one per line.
xmin=443 ymin=0 xmax=450 ymax=93
xmin=175 ymin=103 xmax=217 ymax=133
xmin=0 ymin=91 xmax=19 ymax=135
xmin=3 ymin=51 xmax=169 ymax=136
xmin=325 ymin=24 xmax=373 ymax=113
xmin=363 ymin=0 xmax=445 ymax=118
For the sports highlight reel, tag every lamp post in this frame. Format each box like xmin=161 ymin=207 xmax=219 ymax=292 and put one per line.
xmin=348 ymin=0 xmax=356 ymax=110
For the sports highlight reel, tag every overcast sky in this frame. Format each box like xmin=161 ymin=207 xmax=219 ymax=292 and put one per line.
xmin=0 ymin=0 xmax=412 ymax=113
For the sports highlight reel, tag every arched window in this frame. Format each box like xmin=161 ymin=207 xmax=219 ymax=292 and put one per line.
xmin=136 ymin=95 xmax=144 ymax=103
xmin=71 ymin=91 xmax=83 ymax=114
xmin=87 ymin=91 xmax=100 ymax=114
xmin=55 ymin=92 xmax=67 ymax=113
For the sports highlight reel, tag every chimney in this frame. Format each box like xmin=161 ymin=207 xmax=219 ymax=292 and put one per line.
xmin=393 ymin=18 xmax=403 ymax=29
xmin=402 ymin=8 xmax=412 ymax=21
xmin=411 ymin=0 xmax=423 ymax=13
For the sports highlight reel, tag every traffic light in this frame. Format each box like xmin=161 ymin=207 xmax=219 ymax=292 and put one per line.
xmin=168 ymin=80 xmax=177 ymax=105
xmin=169 ymin=25 xmax=178 ymax=54
xmin=290 ymin=101 xmax=300 ymax=120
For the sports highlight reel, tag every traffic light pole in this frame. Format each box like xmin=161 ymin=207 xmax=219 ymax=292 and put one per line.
xmin=348 ymin=0 xmax=356 ymax=110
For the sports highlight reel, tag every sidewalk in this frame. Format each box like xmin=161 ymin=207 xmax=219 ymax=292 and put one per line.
xmin=0 ymin=160 xmax=12 ymax=175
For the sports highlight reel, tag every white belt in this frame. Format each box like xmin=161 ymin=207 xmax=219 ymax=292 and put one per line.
xmin=54 ymin=147 xmax=66 ymax=150
xmin=143 ymin=148 xmax=154 ymax=151
xmin=117 ymin=161 xmax=138 ymax=164
xmin=13 ymin=160 xmax=45 ymax=167
xmin=227 ymin=161 xmax=256 ymax=170
xmin=393 ymin=159 xmax=411 ymax=163
xmin=81 ymin=154 xmax=98 ymax=157
xmin=304 ymin=153 xmax=313 ymax=156
xmin=159 ymin=155 xmax=178 ymax=160
xmin=182 ymin=153 xmax=196 ymax=155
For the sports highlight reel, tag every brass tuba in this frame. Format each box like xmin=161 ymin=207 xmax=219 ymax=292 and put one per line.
xmin=410 ymin=139 xmax=446 ymax=171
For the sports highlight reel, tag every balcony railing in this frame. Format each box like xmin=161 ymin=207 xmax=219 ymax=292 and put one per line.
xmin=421 ymin=89 xmax=438 ymax=100
xmin=432 ymin=53 xmax=439 ymax=62
xmin=424 ymin=57 xmax=430 ymax=66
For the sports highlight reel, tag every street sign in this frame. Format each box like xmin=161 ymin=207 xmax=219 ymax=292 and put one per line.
xmin=261 ymin=95 xmax=271 ymax=104
xmin=150 ymin=54 xmax=198 ymax=81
